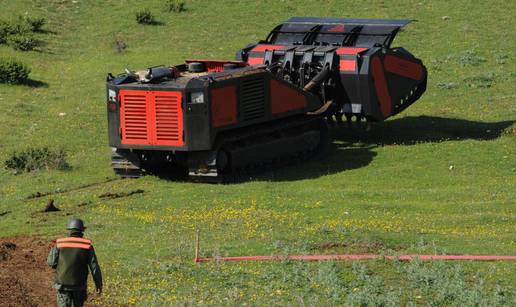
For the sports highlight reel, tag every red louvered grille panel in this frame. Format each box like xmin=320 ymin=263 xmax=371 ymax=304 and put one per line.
xmin=119 ymin=90 xmax=184 ymax=146
xmin=154 ymin=92 xmax=183 ymax=146
xmin=120 ymin=94 xmax=148 ymax=143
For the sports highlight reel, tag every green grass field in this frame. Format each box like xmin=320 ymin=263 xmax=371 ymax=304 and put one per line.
xmin=0 ymin=0 xmax=515 ymax=305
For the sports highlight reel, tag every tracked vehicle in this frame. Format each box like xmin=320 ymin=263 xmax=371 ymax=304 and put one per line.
xmin=106 ymin=17 xmax=427 ymax=181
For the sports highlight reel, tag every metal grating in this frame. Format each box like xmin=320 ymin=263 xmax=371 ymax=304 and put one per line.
xmin=121 ymin=94 xmax=148 ymax=143
xmin=155 ymin=94 xmax=181 ymax=143
xmin=240 ymin=77 xmax=265 ymax=121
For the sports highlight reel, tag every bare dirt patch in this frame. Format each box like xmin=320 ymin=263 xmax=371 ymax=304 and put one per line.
xmin=0 ymin=236 xmax=54 ymax=307
xmin=98 ymin=189 xmax=144 ymax=200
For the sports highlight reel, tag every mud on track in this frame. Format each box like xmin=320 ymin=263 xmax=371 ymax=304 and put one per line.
xmin=0 ymin=236 xmax=54 ymax=307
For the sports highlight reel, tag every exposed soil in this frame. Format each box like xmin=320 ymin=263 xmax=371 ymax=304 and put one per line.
xmin=98 ymin=189 xmax=144 ymax=199
xmin=42 ymin=199 xmax=60 ymax=213
xmin=25 ymin=178 xmax=120 ymax=200
xmin=0 ymin=236 xmax=101 ymax=307
xmin=0 ymin=236 xmax=54 ymax=307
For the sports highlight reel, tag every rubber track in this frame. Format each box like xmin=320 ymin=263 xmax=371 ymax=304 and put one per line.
xmin=189 ymin=117 xmax=327 ymax=183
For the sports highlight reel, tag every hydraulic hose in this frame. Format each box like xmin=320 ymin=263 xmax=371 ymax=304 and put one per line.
xmin=303 ymin=66 xmax=331 ymax=92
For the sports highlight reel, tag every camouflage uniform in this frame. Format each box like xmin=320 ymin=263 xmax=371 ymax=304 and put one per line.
xmin=47 ymin=232 xmax=102 ymax=307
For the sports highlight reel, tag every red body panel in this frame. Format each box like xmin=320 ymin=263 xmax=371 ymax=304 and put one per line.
xmin=328 ymin=24 xmax=345 ymax=32
xmin=251 ymin=44 xmax=285 ymax=52
xmin=211 ymin=86 xmax=238 ymax=128
xmin=383 ymin=54 xmax=424 ymax=80
xmin=371 ymin=57 xmax=392 ymax=117
xmin=119 ymin=90 xmax=184 ymax=146
xmin=339 ymin=59 xmax=356 ymax=72
xmin=336 ymin=47 xmax=368 ymax=55
xmin=247 ymin=57 xmax=264 ymax=65
xmin=270 ymin=80 xmax=307 ymax=115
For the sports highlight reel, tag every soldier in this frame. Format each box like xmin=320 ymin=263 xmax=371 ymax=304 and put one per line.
xmin=47 ymin=218 xmax=103 ymax=307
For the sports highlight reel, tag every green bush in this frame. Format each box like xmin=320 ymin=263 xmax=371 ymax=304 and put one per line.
xmin=0 ymin=16 xmax=46 ymax=46
xmin=8 ymin=33 xmax=41 ymax=51
xmin=4 ymin=147 xmax=70 ymax=174
xmin=0 ymin=21 xmax=10 ymax=44
xmin=166 ymin=0 xmax=186 ymax=12
xmin=0 ymin=59 xmax=31 ymax=84
xmin=23 ymin=16 xmax=46 ymax=32
xmin=135 ymin=9 xmax=155 ymax=24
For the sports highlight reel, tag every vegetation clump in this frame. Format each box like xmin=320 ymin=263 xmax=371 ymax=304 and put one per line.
xmin=22 ymin=16 xmax=46 ymax=32
xmin=0 ymin=21 xmax=11 ymax=44
xmin=8 ymin=33 xmax=41 ymax=51
xmin=0 ymin=16 xmax=46 ymax=50
xmin=459 ymin=50 xmax=486 ymax=66
xmin=135 ymin=9 xmax=156 ymax=25
xmin=113 ymin=35 xmax=127 ymax=53
xmin=4 ymin=147 xmax=70 ymax=174
xmin=166 ymin=0 xmax=186 ymax=12
xmin=437 ymin=82 xmax=458 ymax=90
xmin=464 ymin=73 xmax=496 ymax=88
xmin=0 ymin=58 xmax=31 ymax=84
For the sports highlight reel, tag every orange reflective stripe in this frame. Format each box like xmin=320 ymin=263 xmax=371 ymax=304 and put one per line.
xmin=57 ymin=242 xmax=91 ymax=249
xmin=56 ymin=237 xmax=92 ymax=244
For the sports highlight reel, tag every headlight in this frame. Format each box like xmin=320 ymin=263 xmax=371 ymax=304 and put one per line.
xmin=190 ymin=92 xmax=205 ymax=104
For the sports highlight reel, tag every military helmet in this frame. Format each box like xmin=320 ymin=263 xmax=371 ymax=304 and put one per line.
xmin=66 ymin=218 xmax=86 ymax=231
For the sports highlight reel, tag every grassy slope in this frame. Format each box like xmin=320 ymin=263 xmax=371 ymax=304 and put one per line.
xmin=0 ymin=0 xmax=514 ymax=305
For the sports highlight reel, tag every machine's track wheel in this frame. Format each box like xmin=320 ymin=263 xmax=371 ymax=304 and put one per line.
xmin=189 ymin=118 xmax=330 ymax=183
xmin=111 ymin=149 xmax=143 ymax=178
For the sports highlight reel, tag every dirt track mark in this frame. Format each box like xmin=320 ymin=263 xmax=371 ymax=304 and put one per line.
xmin=98 ymin=189 xmax=144 ymax=200
xmin=25 ymin=178 xmax=120 ymax=200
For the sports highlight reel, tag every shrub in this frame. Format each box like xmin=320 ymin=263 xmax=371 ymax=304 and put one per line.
xmin=135 ymin=9 xmax=155 ymax=25
xmin=23 ymin=16 xmax=46 ymax=32
xmin=0 ymin=21 xmax=10 ymax=44
xmin=166 ymin=0 xmax=186 ymax=12
xmin=6 ymin=19 xmax=31 ymax=35
xmin=4 ymin=147 xmax=70 ymax=174
xmin=8 ymin=33 xmax=41 ymax=51
xmin=114 ymin=36 xmax=127 ymax=53
xmin=0 ymin=59 xmax=31 ymax=84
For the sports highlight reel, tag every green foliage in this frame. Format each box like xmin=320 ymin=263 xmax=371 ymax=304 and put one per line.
xmin=22 ymin=16 xmax=46 ymax=32
xmin=0 ymin=15 xmax=46 ymax=49
xmin=345 ymin=263 xmax=400 ymax=306
xmin=113 ymin=35 xmax=127 ymax=53
xmin=459 ymin=50 xmax=486 ymax=66
xmin=437 ymin=82 xmax=458 ymax=90
xmin=135 ymin=9 xmax=155 ymax=25
xmin=166 ymin=0 xmax=186 ymax=12
xmin=495 ymin=54 xmax=508 ymax=65
xmin=0 ymin=58 xmax=30 ymax=84
xmin=8 ymin=33 xmax=41 ymax=51
xmin=398 ymin=260 xmax=511 ymax=306
xmin=0 ymin=21 xmax=10 ymax=44
xmin=4 ymin=147 xmax=70 ymax=174
xmin=464 ymin=73 xmax=496 ymax=88
xmin=6 ymin=19 xmax=31 ymax=35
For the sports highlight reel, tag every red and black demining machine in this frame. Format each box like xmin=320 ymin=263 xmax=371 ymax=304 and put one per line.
xmin=106 ymin=17 xmax=427 ymax=181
